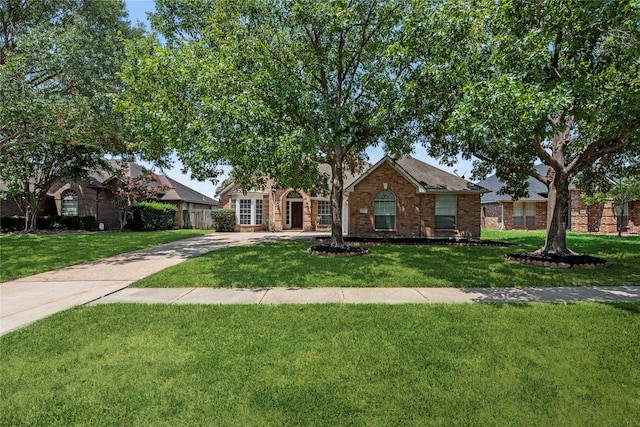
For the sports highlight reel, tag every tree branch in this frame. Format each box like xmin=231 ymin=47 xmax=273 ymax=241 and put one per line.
xmin=531 ymin=132 xmax=555 ymax=170
xmin=568 ymin=137 xmax=629 ymax=173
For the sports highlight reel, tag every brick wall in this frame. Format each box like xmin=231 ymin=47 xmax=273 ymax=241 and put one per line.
xmin=0 ymin=198 xmax=27 ymax=216
xmin=347 ymin=162 xmax=482 ymax=238
xmin=219 ymin=181 xmax=321 ymax=231
xmin=502 ymin=202 xmax=514 ymax=230
xmin=49 ymin=180 xmax=123 ymax=229
xmin=481 ymin=203 xmax=503 ymax=229
xmin=629 ymin=200 xmax=640 ymax=234
xmin=570 ymin=190 xmax=639 ymax=234
xmin=570 ymin=190 xmax=589 ymax=232
xmin=501 ymin=201 xmax=546 ymax=230
xmin=535 ymin=202 xmax=548 ymax=229
xmin=456 ymin=194 xmax=481 ymax=237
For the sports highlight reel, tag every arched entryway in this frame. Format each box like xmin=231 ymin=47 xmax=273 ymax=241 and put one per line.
xmin=285 ymin=191 xmax=304 ymax=229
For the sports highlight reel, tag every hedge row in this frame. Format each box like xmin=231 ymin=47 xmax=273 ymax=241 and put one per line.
xmin=127 ymin=201 xmax=177 ymax=231
xmin=0 ymin=215 xmax=97 ymax=232
xmin=211 ymin=209 xmax=236 ymax=232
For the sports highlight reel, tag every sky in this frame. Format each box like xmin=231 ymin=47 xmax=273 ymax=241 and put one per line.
xmin=123 ymin=0 xmax=475 ymax=197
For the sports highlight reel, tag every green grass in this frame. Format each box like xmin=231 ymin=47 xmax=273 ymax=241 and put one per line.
xmin=1 ymin=303 xmax=638 ymax=426
xmin=135 ymin=230 xmax=640 ymax=288
xmin=0 ymin=230 xmax=214 ymax=282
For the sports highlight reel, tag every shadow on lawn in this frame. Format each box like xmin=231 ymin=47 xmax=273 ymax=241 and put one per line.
xmin=460 ymin=286 xmax=640 ymax=303
xmin=604 ymin=302 xmax=640 ymax=315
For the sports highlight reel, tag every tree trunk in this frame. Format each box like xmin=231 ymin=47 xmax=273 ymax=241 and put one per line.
xmin=25 ymin=210 xmax=38 ymax=232
xmin=19 ymin=183 xmax=40 ymax=232
xmin=540 ymin=168 xmax=573 ymax=256
xmin=329 ymin=145 xmax=346 ymax=248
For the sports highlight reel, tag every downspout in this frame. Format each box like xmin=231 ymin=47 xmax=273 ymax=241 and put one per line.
xmin=501 ymin=202 xmax=505 ymax=230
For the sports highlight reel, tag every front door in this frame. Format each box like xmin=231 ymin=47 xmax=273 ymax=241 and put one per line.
xmin=291 ymin=202 xmax=303 ymax=229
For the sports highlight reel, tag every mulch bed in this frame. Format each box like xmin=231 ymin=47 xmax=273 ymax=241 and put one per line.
xmin=307 ymin=245 xmax=371 ymax=257
xmin=505 ymin=252 xmax=610 ymax=269
xmin=315 ymin=236 xmax=514 ymax=247
xmin=309 ymin=236 xmax=514 ymax=257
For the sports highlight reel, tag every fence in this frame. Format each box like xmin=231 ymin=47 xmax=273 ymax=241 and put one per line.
xmin=182 ymin=209 xmax=213 ymax=229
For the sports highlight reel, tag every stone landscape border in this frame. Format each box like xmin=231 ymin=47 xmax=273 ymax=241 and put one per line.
xmin=308 ymin=236 xmax=513 ymax=257
xmin=505 ymin=252 xmax=611 ymax=269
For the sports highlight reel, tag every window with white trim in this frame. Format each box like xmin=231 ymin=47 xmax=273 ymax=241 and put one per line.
xmin=233 ymin=197 xmax=264 ymax=226
xmin=239 ymin=199 xmax=252 ymax=225
xmin=374 ymin=190 xmax=396 ymax=230
xmin=255 ymin=199 xmax=263 ymax=225
xmin=61 ymin=189 xmax=78 ymax=216
xmin=435 ymin=194 xmax=456 ymax=229
xmin=317 ymin=200 xmax=331 ymax=225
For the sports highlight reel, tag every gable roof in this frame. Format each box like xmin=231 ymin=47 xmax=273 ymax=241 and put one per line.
xmin=158 ymin=175 xmax=217 ymax=205
xmin=345 ymin=155 xmax=487 ymax=194
xmin=477 ymin=164 xmax=577 ymax=203
xmin=478 ymin=164 xmax=548 ymax=203
xmin=93 ymin=161 xmax=217 ymax=206
xmin=216 ymin=163 xmax=363 ymax=198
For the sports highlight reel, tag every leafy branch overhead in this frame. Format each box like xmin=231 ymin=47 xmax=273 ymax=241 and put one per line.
xmin=410 ymin=0 xmax=640 ymax=255
xmin=0 ymin=0 xmax=137 ymax=231
xmin=117 ymin=0 xmax=419 ymax=247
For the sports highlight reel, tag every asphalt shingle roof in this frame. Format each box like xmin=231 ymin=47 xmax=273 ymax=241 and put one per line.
xmin=478 ymin=164 xmax=550 ymax=203
xmin=394 ymin=156 xmax=486 ymax=192
xmin=93 ymin=161 xmax=217 ymax=206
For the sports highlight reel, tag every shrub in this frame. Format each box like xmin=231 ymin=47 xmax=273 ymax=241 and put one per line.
xmin=1 ymin=215 xmax=97 ymax=232
xmin=128 ymin=202 xmax=177 ymax=231
xmin=211 ymin=209 xmax=236 ymax=232
xmin=38 ymin=215 xmax=97 ymax=231
xmin=262 ymin=220 xmax=275 ymax=231
xmin=0 ymin=216 xmax=24 ymax=232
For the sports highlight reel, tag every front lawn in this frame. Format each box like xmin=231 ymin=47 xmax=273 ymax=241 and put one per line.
xmin=1 ymin=303 xmax=638 ymax=426
xmin=134 ymin=231 xmax=640 ymax=288
xmin=0 ymin=230 xmax=214 ymax=282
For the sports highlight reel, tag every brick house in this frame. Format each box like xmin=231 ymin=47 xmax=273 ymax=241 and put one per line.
xmin=217 ymin=155 xmax=487 ymax=238
xmin=477 ymin=165 xmax=640 ymax=234
xmin=0 ymin=162 xmax=217 ymax=230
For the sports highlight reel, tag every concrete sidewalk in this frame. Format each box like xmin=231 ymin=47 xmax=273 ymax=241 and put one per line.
xmin=2 ymin=230 xmax=639 ymax=336
xmin=92 ymin=285 xmax=640 ymax=305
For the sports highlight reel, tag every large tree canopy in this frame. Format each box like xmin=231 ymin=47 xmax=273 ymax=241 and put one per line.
xmin=117 ymin=0 xmax=419 ymax=246
xmin=412 ymin=0 xmax=640 ymax=255
xmin=0 ymin=0 xmax=136 ymax=230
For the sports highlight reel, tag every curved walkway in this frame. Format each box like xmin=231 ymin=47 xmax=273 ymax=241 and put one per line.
xmin=2 ymin=231 xmax=639 ymax=335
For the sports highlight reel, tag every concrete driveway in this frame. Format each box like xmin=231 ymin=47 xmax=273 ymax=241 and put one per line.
xmin=1 ymin=231 xmax=324 ymax=335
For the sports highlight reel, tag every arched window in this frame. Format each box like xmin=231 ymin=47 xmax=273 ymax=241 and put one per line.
xmin=374 ymin=189 xmax=395 ymax=230
xmin=61 ymin=189 xmax=78 ymax=216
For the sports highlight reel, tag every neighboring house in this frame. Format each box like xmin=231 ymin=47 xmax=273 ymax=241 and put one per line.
xmin=477 ymin=165 xmax=640 ymax=234
xmin=217 ymin=155 xmax=487 ymax=238
xmin=0 ymin=161 xmax=218 ymax=230
xmin=477 ymin=164 xmax=550 ymax=231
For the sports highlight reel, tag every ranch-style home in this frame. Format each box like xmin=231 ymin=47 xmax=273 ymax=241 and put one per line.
xmin=216 ymin=155 xmax=487 ymax=238
xmin=478 ymin=165 xmax=640 ymax=234
xmin=0 ymin=161 xmax=217 ymax=230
